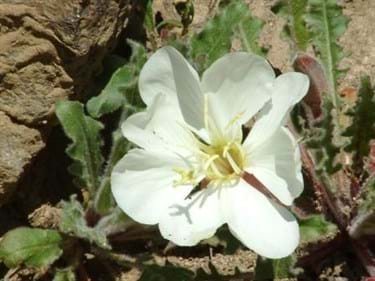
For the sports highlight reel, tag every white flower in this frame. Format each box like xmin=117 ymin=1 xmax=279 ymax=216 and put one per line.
xmin=111 ymin=47 xmax=309 ymax=258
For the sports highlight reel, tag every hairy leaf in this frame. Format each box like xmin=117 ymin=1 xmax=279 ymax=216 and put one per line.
xmin=0 ymin=227 xmax=63 ymax=268
xmin=307 ymin=99 xmax=341 ymax=174
xmin=190 ymin=0 xmax=264 ymax=72
xmin=299 ymin=214 xmax=337 ymax=243
xmin=342 ymin=77 xmax=375 ymax=175
xmin=305 ymin=0 xmax=347 ymax=107
xmin=53 ymin=268 xmax=76 ymax=281
xmin=59 ymin=196 xmax=110 ymax=250
xmin=87 ymin=41 xmax=146 ymax=118
xmin=273 ymin=0 xmax=310 ymax=50
xmin=56 ymin=101 xmax=104 ymax=193
xmin=94 ymin=119 xmax=130 ymax=214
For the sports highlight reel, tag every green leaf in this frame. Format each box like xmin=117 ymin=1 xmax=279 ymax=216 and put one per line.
xmin=190 ymin=0 xmax=264 ymax=72
xmin=95 ymin=208 xmax=133 ymax=236
xmin=342 ymin=77 xmax=375 ymax=175
xmin=299 ymin=214 xmax=337 ymax=243
xmin=273 ymin=0 xmax=310 ymax=50
xmin=305 ymin=0 xmax=348 ymax=108
xmin=53 ymin=268 xmax=76 ymax=281
xmin=86 ymin=40 xmax=146 ymax=118
xmin=139 ymin=264 xmax=194 ymax=281
xmin=307 ymin=99 xmax=341 ymax=174
xmin=0 ymin=227 xmax=63 ymax=268
xmin=86 ymin=65 xmax=135 ymax=118
xmin=94 ymin=111 xmax=132 ymax=214
xmin=59 ymin=196 xmax=110 ymax=250
xmin=56 ymin=101 xmax=104 ymax=193
xmin=254 ymin=256 xmax=294 ymax=280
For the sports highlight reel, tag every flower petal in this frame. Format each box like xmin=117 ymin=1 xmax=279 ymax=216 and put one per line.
xmin=245 ymin=128 xmax=303 ymax=205
xmin=159 ymin=186 xmax=224 ymax=246
xmin=139 ymin=46 xmax=204 ymax=129
xmin=111 ymin=149 xmax=193 ymax=225
xmin=223 ymin=179 xmax=299 ymax=258
xmin=244 ymin=72 xmax=309 ymax=150
xmin=201 ymin=52 xmax=275 ymax=131
xmin=122 ymin=93 xmax=197 ymax=157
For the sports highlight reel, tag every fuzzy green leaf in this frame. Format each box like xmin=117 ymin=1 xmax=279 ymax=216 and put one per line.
xmin=0 ymin=227 xmax=63 ymax=268
xmin=56 ymin=101 xmax=104 ymax=193
xmin=305 ymin=0 xmax=348 ymax=107
xmin=299 ymin=214 xmax=337 ymax=243
xmin=87 ymin=41 xmax=146 ymax=118
xmin=190 ymin=0 xmax=264 ymax=72
xmin=53 ymin=268 xmax=76 ymax=281
xmin=342 ymin=77 xmax=375 ymax=175
xmin=86 ymin=66 xmax=135 ymax=118
xmin=307 ymin=99 xmax=341 ymax=174
xmin=274 ymin=0 xmax=310 ymax=50
xmin=59 ymin=196 xmax=110 ymax=250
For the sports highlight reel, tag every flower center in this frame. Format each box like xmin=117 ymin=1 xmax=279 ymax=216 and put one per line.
xmin=200 ymin=140 xmax=245 ymax=185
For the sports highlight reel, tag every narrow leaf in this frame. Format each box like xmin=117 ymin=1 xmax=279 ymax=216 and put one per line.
xmin=87 ymin=40 xmax=146 ymax=118
xmin=307 ymin=99 xmax=341 ymax=174
xmin=305 ymin=0 xmax=348 ymax=108
xmin=59 ymin=196 xmax=110 ymax=250
xmin=342 ymin=77 xmax=375 ymax=176
xmin=190 ymin=0 xmax=264 ymax=72
xmin=0 ymin=227 xmax=63 ymax=268
xmin=299 ymin=214 xmax=337 ymax=243
xmin=53 ymin=268 xmax=76 ymax=281
xmin=86 ymin=65 xmax=135 ymax=118
xmin=56 ymin=101 xmax=104 ymax=193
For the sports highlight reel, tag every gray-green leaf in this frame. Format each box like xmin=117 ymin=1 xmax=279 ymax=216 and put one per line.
xmin=0 ymin=227 xmax=63 ymax=268
xmin=56 ymin=101 xmax=104 ymax=194
xmin=190 ymin=0 xmax=264 ymax=72
xmin=299 ymin=214 xmax=337 ymax=243
xmin=59 ymin=196 xmax=110 ymax=250
xmin=53 ymin=268 xmax=76 ymax=281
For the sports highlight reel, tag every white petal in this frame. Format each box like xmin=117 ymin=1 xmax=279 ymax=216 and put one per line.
xmin=122 ymin=93 xmax=197 ymax=157
xmin=201 ymin=52 xmax=275 ymax=131
xmin=139 ymin=47 xmax=204 ymax=129
xmin=244 ymin=72 xmax=309 ymax=149
xmin=159 ymin=186 xmax=224 ymax=246
xmin=246 ymin=127 xmax=303 ymax=200
xmin=222 ymin=179 xmax=299 ymax=259
xmin=111 ymin=149 xmax=193 ymax=225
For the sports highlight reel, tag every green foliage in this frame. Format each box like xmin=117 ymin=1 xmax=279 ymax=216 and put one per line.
xmin=190 ymin=0 xmax=264 ymax=72
xmin=299 ymin=214 xmax=337 ymax=243
xmin=342 ymin=77 xmax=375 ymax=175
xmin=59 ymin=196 xmax=110 ymax=250
xmin=307 ymin=99 xmax=341 ymax=174
xmin=139 ymin=264 xmax=194 ymax=281
xmin=87 ymin=40 xmax=146 ymax=118
xmin=56 ymin=101 xmax=104 ymax=193
xmin=254 ymin=256 xmax=294 ymax=280
xmin=274 ymin=0 xmax=310 ymax=50
xmin=94 ymin=119 xmax=130 ymax=214
xmin=305 ymin=0 xmax=347 ymax=107
xmin=0 ymin=227 xmax=63 ymax=268
xmin=53 ymin=268 xmax=76 ymax=281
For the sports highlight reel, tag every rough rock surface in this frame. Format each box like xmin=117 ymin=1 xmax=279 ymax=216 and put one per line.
xmin=0 ymin=0 xmax=129 ymax=204
xmin=0 ymin=112 xmax=44 ymax=204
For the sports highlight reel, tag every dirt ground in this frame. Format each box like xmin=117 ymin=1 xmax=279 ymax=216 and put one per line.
xmin=1 ymin=0 xmax=375 ymax=280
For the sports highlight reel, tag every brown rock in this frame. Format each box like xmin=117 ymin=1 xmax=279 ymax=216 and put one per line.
xmin=0 ymin=0 xmax=130 ymax=203
xmin=0 ymin=112 xmax=44 ymax=205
